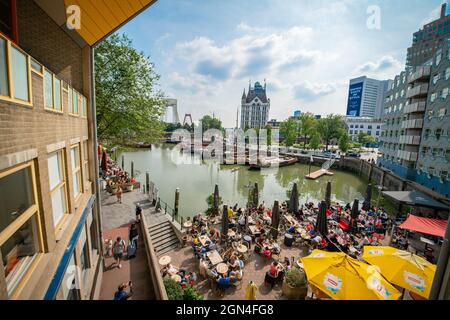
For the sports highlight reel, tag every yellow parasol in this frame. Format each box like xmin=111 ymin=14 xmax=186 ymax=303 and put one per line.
xmin=363 ymin=246 xmax=436 ymax=299
xmin=301 ymin=250 xmax=401 ymax=300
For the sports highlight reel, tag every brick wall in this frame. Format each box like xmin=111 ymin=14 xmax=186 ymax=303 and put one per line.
xmin=0 ymin=1 xmax=99 ymax=299
xmin=16 ymin=0 xmax=84 ymax=92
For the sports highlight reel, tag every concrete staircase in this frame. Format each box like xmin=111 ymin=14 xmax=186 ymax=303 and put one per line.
xmin=148 ymin=221 xmax=180 ymax=256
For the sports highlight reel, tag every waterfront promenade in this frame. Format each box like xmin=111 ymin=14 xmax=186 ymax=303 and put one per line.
xmin=99 ymin=189 xmax=155 ymax=300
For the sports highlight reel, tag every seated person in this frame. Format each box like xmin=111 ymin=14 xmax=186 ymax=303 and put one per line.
xmin=288 ymin=225 xmax=296 ymax=234
xmin=272 ymin=242 xmax=281 ymax=254
xmin=186 ymin=271 xmax=198 ymax=286
xmin=262 ymin=246 xmax=272 ymax=259
xmin=269 ymin=261 xmax=280 ymax=278
xmin=217 ymin=275 xmax=232 ymax=288
xmin=230 ymin=269 xmax=243 ymax=282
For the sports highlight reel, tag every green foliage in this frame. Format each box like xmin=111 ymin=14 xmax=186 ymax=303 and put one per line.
xmin=95 ymin=34 xmax=166 ymax=145
xmin=205 ymin=193 xmax=223 ymax=216
xmin=284 ymin=267 xmax=307 ymax=288
xmin=358 ymin=132 xmax=376 ymax=146
xmin=200 ymin=115 xmax=223 ymax=132
xmin=164 ymin=278 xmax=184 ymax=300
xmin=308 ymin=132 xmax=321 ymax=150
xmin=298 ymin=113 xmax=318 ymax=147
xmin=317 ymin=114 xmax=345 ymax=150
xmin=183 ymin=286 xmax=204 ymax=300
xmin=280 ymin=118 xmax=299 ymax=147
xmin=339 ymin=132 xmax=351 ymax=153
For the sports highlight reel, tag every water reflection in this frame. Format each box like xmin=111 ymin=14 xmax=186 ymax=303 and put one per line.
xmin=120 ymin=145 xmax=366 ymax=218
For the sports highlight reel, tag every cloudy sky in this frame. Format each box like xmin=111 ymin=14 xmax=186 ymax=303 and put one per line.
xmin=120 ymin=0 xmax=448 ymax=127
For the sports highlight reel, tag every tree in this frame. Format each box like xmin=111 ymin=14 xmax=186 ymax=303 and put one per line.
xmin=358 ymin=132 xmax=376 ymax=147
xmin=317 ymin=115 xmax=345 ymax=151
xmin=95 ymin=34 xmax=166 ymax=145
xmin=339 ymin=131 xmax=351 ymax=153
xmin=280 ymin=118 xmax=299 ymax=147
xmin=199 ymin=115 xmax=222 ymax=132
xmin=265 ymin=124 xmax=273 ymax=146
xmin=308 ymin=132 xmax=321 ymax=150
xmin=298 ymin=113 xmax=317 ymax=147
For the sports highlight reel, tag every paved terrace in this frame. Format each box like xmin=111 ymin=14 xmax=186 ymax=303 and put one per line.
xmin=99 ymin=189 xmax=155 ymax=300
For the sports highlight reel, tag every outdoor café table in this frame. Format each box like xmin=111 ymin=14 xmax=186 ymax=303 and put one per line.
xmin=183 ymin=221 xmax=193 ymax=229
xmin=248 ymin=225 xmax=261 ymax=236
xmin=199 ymin=235 xmax=211 ymax=246
xmin=216 ymin=263 xmax=229 ymax=275
xmin=285 ymin=214 xmax=297 ymax=225
xmin=247 ymin=216 xmax=256 ymax=225
xmin=237 ymin=244 xmax=248 ymax=254
xmin=207 ymin=250 xmax=223 ymax=266
xmin=228 ymin=230 xmax=236 ymax=238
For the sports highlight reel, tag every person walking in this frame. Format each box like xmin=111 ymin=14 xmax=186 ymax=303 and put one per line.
xmin=113 ymin=236 xmax=126 ymax=269
xmin=245 ymin=281 xmax=258 ymax=300
xmin=116 ymin=186 xmax=123 ymax=204
xmin=129 ymin=223 xmax=139 ymax=248
xmin=113 ymin=281 xmax=133 ymax=300
xmin=135 ymin=204 xmax=142 ymax=222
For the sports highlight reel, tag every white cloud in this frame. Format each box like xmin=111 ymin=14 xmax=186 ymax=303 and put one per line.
xmin=354 ymin=55 xmax=403 ymax=79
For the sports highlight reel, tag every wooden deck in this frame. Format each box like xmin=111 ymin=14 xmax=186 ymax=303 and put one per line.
xmin=305 ymin=169 xmax=334 ymax=180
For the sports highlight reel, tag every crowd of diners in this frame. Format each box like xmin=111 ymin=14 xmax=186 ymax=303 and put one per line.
xmin=101 ymin=153 xmax=136 ymax=195
xmin=158 ymin=198 xmax=406 ymax=297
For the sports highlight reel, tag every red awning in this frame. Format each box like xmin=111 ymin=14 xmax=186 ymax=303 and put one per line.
xmin=399 ymin=215 xmax=448 ymax=237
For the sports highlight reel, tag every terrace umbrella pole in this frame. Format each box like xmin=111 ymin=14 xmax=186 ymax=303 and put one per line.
xmin=325 ymin=181 xmax=332 ymax=209
xmin=316 ymin=200 xmax=328 ymax=236
xmin=253 ymin=183 xmax=259 ymax=208
xmin=271 ymin=201 xmax=280 ymax=239
xmin=222 ymin=205 xmax=229 ymax=236
xmin=363 ymin=183 xmax=372 ymax=211
xmin=213 ymin=184 xmax=220 ymax=217
xmin=290 ymin=183 xmax=299 ymax=214
xmin=351 ymin=199 xmax=360 ymax=233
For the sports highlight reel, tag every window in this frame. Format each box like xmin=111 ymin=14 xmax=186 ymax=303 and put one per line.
xmin=72 ymin=90 xmax=79 ymax=115
xmin=44 ymin=70 xmax=53 ymax=109
xmin=89 ymin=211 xmax=99 ymax=252
xmin=30 ymin=59 xmax=42 ymax=74
xmin=82 ymin=141 xmax=90 ymax=183
xmin=0 ymin=162 xmax=42 ymax=296
xmin=11 ymin=46 xmax=30 ymax=102
xmin=430 ymin=92 xmax=437 ymax=103
xmin=81 ymin=96 xmax=87 ymax=117
xmin=442 ymin=87 xmax=449 ymax=100
xmin=48 ymin=150 xmax=68 ymax=227
xmin=44 ymin=69 xmax=62 ymax=112
xmin=0 ymin=37 xmax=8 ymax=96
xmin=446 ymin=67 xmax=450 ymax=80
xmin=71 ymin=145 xmax=82 ymax=199
xmin=68 ymin=87 xmax=73 ymax=114
xmin=54 ymin=78 xmax=62 ymax=111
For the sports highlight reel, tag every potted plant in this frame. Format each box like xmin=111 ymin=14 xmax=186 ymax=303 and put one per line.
xmin=282 ymin=267 xmax=308 ymax=300
xmin=163 ymin=278 xmax=184 ymax=300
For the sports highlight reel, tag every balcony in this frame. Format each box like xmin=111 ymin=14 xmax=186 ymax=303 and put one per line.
xmin=399 ymin=135 xmax=421 ymax=145
xmin=401 ymin=119 xmax=424 ymax=129
xmin=404 ymin=101 xmax=426 ymax=114
xmin=397 ymin=150 xmax=419 ymax=162
xmin=407 ymin=66 xmax=431 ymax=83
xmin=406 ymin=83 xmax=429 ymax=99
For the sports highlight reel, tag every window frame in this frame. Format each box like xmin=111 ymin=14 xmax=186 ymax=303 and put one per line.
xmin=48 ymin=149 xmax=69 ymax=229
xmin=82 ymin=140 xmax=90 ymax=186
xmin=0 ymin=34 xmax=32 ymax=107
xmin=70 ymin=144 xmax=83 ymax=201
xmin=43 ymin=67 xmax=63 ymax=113
xmin=0 ymin=161 xmax=44 ymax=298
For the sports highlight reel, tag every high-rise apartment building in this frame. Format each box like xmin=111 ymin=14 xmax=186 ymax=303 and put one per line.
xmin=240 ymin=81 xmax=270 ymax=129
xmin=346 ymin=76 xmax=392 ymax=119
xmin=379 ymin=42 xmax=450 ymax=196
xmin=406 ymin=3 xmax=450 ymax=68
xmin=0 ymin=0 xmax=155 ymax=300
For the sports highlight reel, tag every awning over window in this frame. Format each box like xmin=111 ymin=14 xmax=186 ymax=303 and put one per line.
xmin=399 ymin=215 xmax=448 ymax=237
xmin=382 ymin=191 xmax=450 ymax=211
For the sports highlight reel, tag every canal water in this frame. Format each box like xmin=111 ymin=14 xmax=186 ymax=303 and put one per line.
xmin=120 ymin=144 xmax=369 ymax=219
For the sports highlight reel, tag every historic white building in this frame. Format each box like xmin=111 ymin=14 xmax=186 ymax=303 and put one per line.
xmin=240 ymin=81 xmax=270 ymax=129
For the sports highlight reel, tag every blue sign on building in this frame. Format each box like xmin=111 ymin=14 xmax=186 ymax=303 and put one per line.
xmin=346 ymin=82 xmax=364 ymax=117
xmin=293 ymin=110 xmax=301 ymax=118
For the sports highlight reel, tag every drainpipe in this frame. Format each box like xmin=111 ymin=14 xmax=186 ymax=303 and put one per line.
xmin=430 ymin=214 xmax=450 ymax=300
xmin=88 ymin=47 xmax=105 ymax=265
